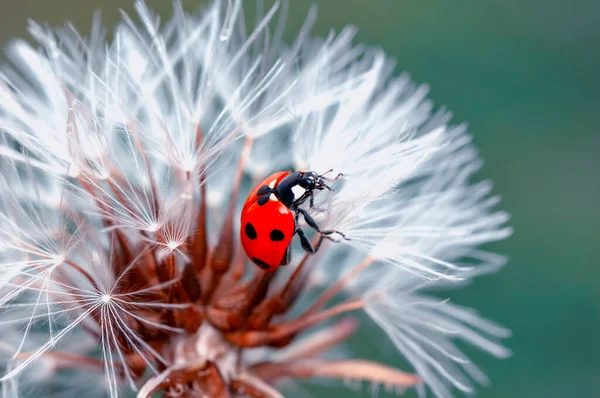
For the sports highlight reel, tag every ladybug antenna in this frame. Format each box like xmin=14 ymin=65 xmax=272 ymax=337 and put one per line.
xmin=320 ymin=170 xmax=345 ymax=183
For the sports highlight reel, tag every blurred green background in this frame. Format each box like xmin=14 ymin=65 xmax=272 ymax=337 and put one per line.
xmin=1 ymin=0 xmax=598 ymax=397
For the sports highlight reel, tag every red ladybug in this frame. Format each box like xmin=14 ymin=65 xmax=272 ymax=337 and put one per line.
xmin=240 ymin=170 xmax=345 ymax=271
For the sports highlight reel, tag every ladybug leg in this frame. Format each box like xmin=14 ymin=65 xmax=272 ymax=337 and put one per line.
xmin=296 ymin=226 xmax=345 ymax=255
xmin=297 ymin=208 xmax=350 ymax=240
xmin=311 ymin=234 xmax=330 ymax=252
xmin=280 ymin=245 xmax=292 ymax=266
xmin=292 ymin=191 xmax=312 ymax=208
xmin=296 ymin=228 xmax=315 ymax=254
xmin=326 ymin=229 xmax=349 ymax=240
xmin=296 ymin=208 xmax=320 ymax=232
xmin=313 ymin=233 xmax=348 ymax=251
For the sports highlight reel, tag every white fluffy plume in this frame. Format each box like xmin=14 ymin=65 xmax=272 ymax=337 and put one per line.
xmin=0 ymin=1 xmax=511 ymax=397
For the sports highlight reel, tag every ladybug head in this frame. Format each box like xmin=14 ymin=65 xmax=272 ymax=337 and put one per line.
xmin=299 ymin=171 xmax=332 ymax=192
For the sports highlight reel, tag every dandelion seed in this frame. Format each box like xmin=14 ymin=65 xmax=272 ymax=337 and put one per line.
xmin=0 ymin=1 xmax=511 ymax=397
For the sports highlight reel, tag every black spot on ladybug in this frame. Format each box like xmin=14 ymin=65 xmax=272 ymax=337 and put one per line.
xmin=257 ymin=194 xmax=270 ymax=206
xmin=252 ymin=257 xmax=271 ymax=270
xmin=257 ymin=185 xmax=270 ymax=196
xmin=244 ymin=222 xmax=257 ymax=240
xmin=270 ymin=229 xmax=285 ymax=241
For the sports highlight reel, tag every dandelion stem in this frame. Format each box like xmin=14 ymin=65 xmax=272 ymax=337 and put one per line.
xmin=230 ymin=373 xmax=284 ymax=398
xmin=127 ymin=122 xmax=160 ymax=220
xmin=252 ymin=359 xmax=422 ymax=387
xmin=207 ymin=271 xmax=274 ymax=330
xmin=106 ymin=178 xmax=137 ymax=219
xmin=64 ymin=259 xmax=100 ymax=293
xmin=226 ymin=244 xmax=248 ymax=284
xmin=190 ymin=123 xmax=208 ymax=276
xmin=275 ymin=234 xmax=325 ymax=314
xmin=204 ymin=136 xmax=254 ymax=302
xmin=306 ymin=256 xmax=375 ymax=315
xmin=247 ymin=233 xmax=324 ymax=330
xmin=275 ymin=317 xmax=358 ymax=361
xmin=239 ymin=271 xmax=275 ymax=316
xmin=77 ymin=175 xmax=135 ymax=278
xmin=279 ymin=299 xmax=365 ymax=336
xmin=219 ymin=172 xmax=267 ymax=291
xmin=245 ymin=253 xmax=311 ymax=330
xmin=226 ymin=299 xmax=364 ymax=347
xmin=16 ymin=350 xmax=104 ymax=371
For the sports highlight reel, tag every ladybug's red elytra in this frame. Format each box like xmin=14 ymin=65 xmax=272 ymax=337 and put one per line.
xmin=240 ymin=170 xmax=346 ymax=271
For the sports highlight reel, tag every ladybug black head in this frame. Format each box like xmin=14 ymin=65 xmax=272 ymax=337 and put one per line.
xmin=299 ymin=171 xmax=327 ymax=191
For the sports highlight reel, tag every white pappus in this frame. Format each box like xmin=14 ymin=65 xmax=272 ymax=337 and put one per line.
xmin=0 ymin=1 xmax=512 ymax=398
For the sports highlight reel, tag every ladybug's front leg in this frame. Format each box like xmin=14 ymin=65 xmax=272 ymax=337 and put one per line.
xmin=296 ymin=208 xmax=348 ymax=239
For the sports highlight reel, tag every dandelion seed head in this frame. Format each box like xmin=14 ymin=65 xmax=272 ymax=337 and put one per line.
xmin=0 ymin=1 xmax=511 ymax=397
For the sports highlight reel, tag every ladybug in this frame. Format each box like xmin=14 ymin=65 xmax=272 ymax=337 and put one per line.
xmin=240 ymin=170 xmax=345 ymax=271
